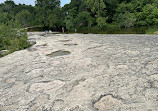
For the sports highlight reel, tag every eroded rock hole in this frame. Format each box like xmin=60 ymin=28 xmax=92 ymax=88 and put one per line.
xmin=46 ymin=50 xmax=71 ymax=57
xmin=64 ymin=43 xmax=78 ymax=46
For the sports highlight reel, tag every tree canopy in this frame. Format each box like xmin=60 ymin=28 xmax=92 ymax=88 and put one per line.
xmin=0 ymin=0 xmax=158 ymax=30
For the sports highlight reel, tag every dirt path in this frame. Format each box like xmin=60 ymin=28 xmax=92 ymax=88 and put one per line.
xmin=0 ymin=33 xmax=158 ymax=111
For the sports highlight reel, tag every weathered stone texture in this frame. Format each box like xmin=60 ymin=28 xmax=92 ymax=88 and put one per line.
xmin=0 ymin=33 xmax=158 ymax=111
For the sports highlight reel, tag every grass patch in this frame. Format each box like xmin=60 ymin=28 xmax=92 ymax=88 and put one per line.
xmin=146 ymin=26 xmax=158 ymax=34
xmin=153 ymin=31 xmax=158 ymax=34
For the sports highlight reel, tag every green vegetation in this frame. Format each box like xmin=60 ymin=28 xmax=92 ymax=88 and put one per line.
xmin=146 ymin=26 xmax=158 ymax=34
xmin=62 ymin=0 xmax=158 ymax=30
xmin=0 ymin=0 xmax=158 ymax=31
xmin=0 ymin=24 xmax=31 ymax=56
xmin=0 ymin=0 xmax=158 ymax=56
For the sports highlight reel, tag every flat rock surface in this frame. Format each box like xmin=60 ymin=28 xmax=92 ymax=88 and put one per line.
xmin=0 ymin=33 xmax=158 ymax=111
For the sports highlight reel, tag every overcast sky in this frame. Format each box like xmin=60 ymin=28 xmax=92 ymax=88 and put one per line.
xmin=0 ymin=0 xmax=71 ymax=7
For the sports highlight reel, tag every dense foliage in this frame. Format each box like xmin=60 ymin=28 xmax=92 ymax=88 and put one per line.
xmin=0 ymin=0 xmax=33 ymax=55
xmin=0 ymin=0 xmax=158 ymax=31
xmin=62 ymin=0 xmax=158 ymax=30
xmin=0 ymin=24 xmax=31 ymax=56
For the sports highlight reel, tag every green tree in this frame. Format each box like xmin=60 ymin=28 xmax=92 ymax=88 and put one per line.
xmin=47 ymin=14 xmax=58 ymax=29
xmin=35 ymin=0 xmax=60 ymax=10
xmin=35 ymin=0 xmax=61 ymax=28
xmin=86 ymin=0 xmax=106 ymax=17
xmin=0 ymin=12 xmax=11 ymax=24
xmin=65 ymin=15 xmax=74 ymax=31
xmin=74 ymin=11 xmax=94 ymax=28
xmin=115 ymin=12 xmax=136 ymax=28
xmin=142 ymin=4 xmax=158 ymax=25
xmin=3 ymin=0 xmax=16 ymax=13
xmin=116 ymin=2 xmax=135 ymax=14
xmin=15 ymin=10 xmax=33 ymax=27
xmin=97 ymin=17 xmax=108 ymax=29
xmin=63 ymin=8 xmax=78 ymax=30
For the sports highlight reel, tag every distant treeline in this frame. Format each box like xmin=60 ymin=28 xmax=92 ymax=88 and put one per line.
xmin=0 ymin=0 xmax=158 ymax=31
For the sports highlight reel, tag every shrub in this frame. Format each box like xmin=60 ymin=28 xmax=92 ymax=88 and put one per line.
xmin=0 ymin=24 xmax=31 ymax=56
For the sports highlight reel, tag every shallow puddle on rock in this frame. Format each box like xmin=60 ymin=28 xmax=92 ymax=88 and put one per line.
xmin=64 ymin=43 xmax=78 ymax=46
xmin=46 ymin=50 xmax=71 ymax=57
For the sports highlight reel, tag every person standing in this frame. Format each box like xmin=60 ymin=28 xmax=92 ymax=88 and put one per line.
xmin=62 ymin=27 xmax=65 ymax=33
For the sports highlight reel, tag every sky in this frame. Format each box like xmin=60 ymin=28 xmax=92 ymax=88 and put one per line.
xmin=0 ymin=0 xmax=71 ymax=7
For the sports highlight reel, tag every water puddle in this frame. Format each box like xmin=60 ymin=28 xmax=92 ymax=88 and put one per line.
xmin=46 ymin=50 xmax=71 ymax=57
